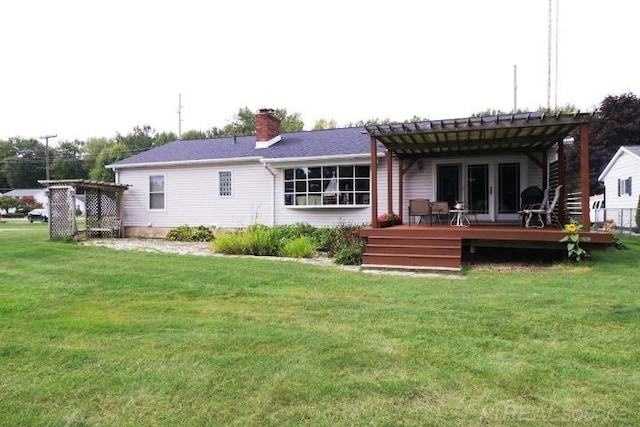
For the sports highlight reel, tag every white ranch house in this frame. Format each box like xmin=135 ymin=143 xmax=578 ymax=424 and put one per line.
xmin=108 ymin=109 xmax=578 ymax=238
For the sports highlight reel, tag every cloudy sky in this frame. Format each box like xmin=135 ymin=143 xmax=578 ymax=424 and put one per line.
xmin=1 ymin=0 xmax=638 ymax=142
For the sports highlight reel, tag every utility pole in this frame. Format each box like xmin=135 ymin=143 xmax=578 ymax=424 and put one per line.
xmin=177 ymin=94 xmax=183 ymax=139
xmin=39 ymin=134 xmax=57 ymax=181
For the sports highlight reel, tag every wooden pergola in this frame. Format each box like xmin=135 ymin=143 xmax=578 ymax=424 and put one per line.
xmin=39 ymin=179 xmax=130 ymax=239
xmin=365 ymin=112 xmax=594 ymax=229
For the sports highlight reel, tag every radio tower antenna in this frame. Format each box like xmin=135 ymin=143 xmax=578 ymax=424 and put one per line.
xmin=554 ymin=0 xmax=559 ymax=110
xmin=546 ymin=0 xmax=552 ymax=111
xmin=177 ymin=94 xmax=183 ymax=139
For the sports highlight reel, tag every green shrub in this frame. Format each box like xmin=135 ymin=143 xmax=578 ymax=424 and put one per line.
xmin=166 ymin=225 xmax=215 ymax=242
xmin=312 ymin=227 xmax=336 ymax=251
xmin=334 ymin=243 xmax=365 ymax=265
xmin=280 ymin=236 xmax=316 ymax=258
xmin=213 ymin=231 xmax=251 ymax=254
xmin=246 ymin=225 xmax=282 ymax=256
xmin=272 ymin=223 xmax=316 ymax=241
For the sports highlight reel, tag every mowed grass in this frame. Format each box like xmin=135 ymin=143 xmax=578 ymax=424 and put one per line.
xmin=1 ymin=222 xmax=639 ymax=426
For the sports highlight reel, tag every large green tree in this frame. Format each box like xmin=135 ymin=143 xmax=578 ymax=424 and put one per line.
xmin=0 ymin=139 xmax=15 ymax=191
xmin=52 ymin=141 xmax=88 ymax=180
xmin=115 ymin=125 xmax=157 ymax=152
xmin=155 ymin=131 xmax=178 ymax=145
xmin=180 ymin=130 xmax=206 ymax=140
xmin=566 ymin=93 xmax=640 ymax=193
xmin=89 ymin=143 xmax=129 ymax=182
xmin=312 ymin=118 xmax=338 ymax=130
xmin=2 ymin=138 xmax=47 ymax=188
xmin=207 ymin=107 xmax=304 ymax=137
xmin=82 ymin=137 xmax=111 ymax=175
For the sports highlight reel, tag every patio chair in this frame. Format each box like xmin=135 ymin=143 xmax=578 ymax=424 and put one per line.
xmin=524 ymin=185 xmax=563 ymax=228
xmin=431 ymin=201 xmax=450 ymax=225
xmin=409 ymin=198 xmax=431 ymax=225
xmin=518 ymin=186 xmax=545 ymax=226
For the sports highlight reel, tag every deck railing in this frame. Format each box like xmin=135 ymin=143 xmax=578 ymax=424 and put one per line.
xmin=569 ymin=192 xmax=638 ymax=233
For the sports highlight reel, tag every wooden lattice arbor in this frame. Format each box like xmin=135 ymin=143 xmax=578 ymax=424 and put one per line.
xmin=39 ymin=179 xmax=130 ymax=240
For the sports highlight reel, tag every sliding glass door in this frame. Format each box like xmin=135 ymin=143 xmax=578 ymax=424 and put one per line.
xmin=437 ymin=160 xmax=523 ymax=222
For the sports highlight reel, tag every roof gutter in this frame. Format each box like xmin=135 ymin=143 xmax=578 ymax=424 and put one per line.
xmin=107 ymin=156 xmax=264 ymax=170
xmin=260 ymin=152 xmax=384 ymax=166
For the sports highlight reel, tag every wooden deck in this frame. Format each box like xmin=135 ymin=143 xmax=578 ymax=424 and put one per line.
xmin=360 ymin=224 xmax=614 ymax=272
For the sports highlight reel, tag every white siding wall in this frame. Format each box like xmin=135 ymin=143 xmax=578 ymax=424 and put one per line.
xmin=527 ymin=154 xmax=544 ymax=189
xmin=602 ymin=152 xmax=640 ymax=210
xmin=403 ymin=161 xmax=434 ymax=220
xmin=119 ymin=162 xmax=274 ymax=229
xmin=118 ymin=158 xmax=388 ymax=229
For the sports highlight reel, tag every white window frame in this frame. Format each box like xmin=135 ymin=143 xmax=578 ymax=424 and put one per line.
xmin=219 ymin=171 xmax=232 ymax=197
xmin=283 ymin=164 xmax=370 ymax=208
xmin=618 ymin=177 xmax=632 ymax=196
xmin=148 ymin=174 xmax=166 ymax=211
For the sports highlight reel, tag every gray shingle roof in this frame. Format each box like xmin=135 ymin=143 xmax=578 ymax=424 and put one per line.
xmin=111 ymin=126 xmax=381 ymax=167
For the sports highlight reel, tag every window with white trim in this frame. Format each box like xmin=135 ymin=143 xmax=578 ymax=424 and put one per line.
xmin=149 ymin=175 xmax=165 ymax=210
xmin=284 ymin=165 xmax=370 ymax=206
xmin=618 ymin=176 xmax=632 ymax=196
xmin=219 ymin=171 xmax=232 ymax=197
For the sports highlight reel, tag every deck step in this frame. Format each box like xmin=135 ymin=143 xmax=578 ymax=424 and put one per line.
xmin=366 ymin=244 xmax=459 ymax=256
xmin=362 ymin=233 xmax=463 ymax=270
xmin=362 ymin=253 xmax=461 ymax=270
xmin=366 ymin=236 xmax=460 ymax=247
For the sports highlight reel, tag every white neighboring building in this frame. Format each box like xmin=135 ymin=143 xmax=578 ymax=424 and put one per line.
xmin=4 ymin=189 xmax=48 ymax=208
xmin=597 ymin=146 xmax=640 ymax=228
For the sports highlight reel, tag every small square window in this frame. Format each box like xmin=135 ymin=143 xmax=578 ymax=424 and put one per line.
xmin=219 ymin=171 xmax=232 ymax=197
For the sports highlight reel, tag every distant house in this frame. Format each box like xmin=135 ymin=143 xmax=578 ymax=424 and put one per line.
xmin=4 ymin=188 xmax=48 ymax=208
xmin=2 ymin=188 xmax=85 ymax=215
xmin=108 ymin=109 xmax=586 ymax=238
xmin=597 ymin=145 xmax=640 ymax=228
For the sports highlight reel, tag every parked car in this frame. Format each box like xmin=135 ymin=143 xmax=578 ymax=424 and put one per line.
xmin=27 ymin=208 xmax=48 ymax=223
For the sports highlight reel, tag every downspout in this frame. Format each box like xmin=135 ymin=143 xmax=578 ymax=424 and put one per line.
xmin=263 ymin=162 xmax=277 ymax=227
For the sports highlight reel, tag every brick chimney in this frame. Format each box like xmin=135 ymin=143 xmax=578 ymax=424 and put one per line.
xmin=255 ymin=108 xmax=282 ymax=148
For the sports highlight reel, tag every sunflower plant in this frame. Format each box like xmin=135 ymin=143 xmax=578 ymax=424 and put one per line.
xmin=559 ymin=220 xmax=591 ymax=261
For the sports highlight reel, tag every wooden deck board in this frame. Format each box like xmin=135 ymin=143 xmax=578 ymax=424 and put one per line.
xmin=361 ymin=224 xmax=613 ymax=245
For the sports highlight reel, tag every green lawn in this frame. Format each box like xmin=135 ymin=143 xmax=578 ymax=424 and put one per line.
xmin=1 ymin=222 xmax=639 ymax=426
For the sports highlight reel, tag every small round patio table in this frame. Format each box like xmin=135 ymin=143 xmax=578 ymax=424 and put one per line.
xmin=450 ymin=209 xmax=471 ymax=227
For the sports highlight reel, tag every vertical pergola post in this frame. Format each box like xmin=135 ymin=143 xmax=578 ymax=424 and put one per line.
xmin=580 ymin=122 xmax=591 ymax=230
xmin=386 ymin=149 xmax=393 ymax=216
xmin=370 ymin=136 xmax=379 ymax=228
xmin=558 ymin=139 xmax=566 ymax=225
xmin=398 ymin=157 xmax=404 ymax=221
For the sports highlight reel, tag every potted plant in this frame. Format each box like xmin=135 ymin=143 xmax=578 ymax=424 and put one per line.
xmin=377 ymin=212 xmax=402 ymax=227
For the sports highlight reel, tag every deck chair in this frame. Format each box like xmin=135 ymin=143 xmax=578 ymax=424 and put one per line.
xmin=431 ymin=202 xmax=450 ymax=225
xmin=409 ymin=198 xmax=431 ymax=225
xmin=518 ymin=186 xmax=545 ymax=226
xmin=524 ymin=185 xmax=563 ymax=228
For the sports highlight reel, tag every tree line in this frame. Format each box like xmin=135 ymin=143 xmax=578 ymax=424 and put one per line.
xmin=2 ymin=96 xmax=639 ymax=194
